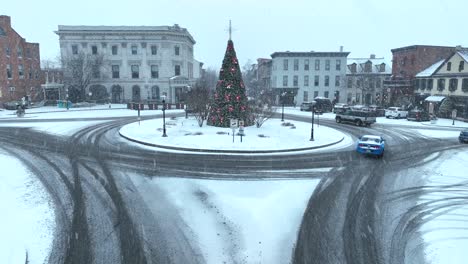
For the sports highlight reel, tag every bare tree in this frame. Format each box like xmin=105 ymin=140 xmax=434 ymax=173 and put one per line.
xmin=242 ymin=60 xmax=259 ymax=99
xmin=61 ymin=52 xmax=104 ymax=102
xmin=197 ymin=68 xmax=218 ymax=93
xmin=186 ymin=85 xmax=211 ymax=127
xmin=251 ymin=89 xmax=277 ymax=128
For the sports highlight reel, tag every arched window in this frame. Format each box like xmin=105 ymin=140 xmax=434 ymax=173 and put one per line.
xmin=151 ymin=86 xmax=160 ymax=100
xmin=132 ymin=85 xmax=141 ymax=102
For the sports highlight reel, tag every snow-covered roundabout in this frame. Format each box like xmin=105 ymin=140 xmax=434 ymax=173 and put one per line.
xmin=119 ymin=116 xmax=352 ymax=153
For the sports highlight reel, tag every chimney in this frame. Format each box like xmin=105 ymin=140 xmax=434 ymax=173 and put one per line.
xmin=456 ymin=45 xmax=462 ymax=51
xmin=340 ymin=46 xmax=343 ymax=52
xmin=370 ymin=54 xmax=376 ymax=59
xmin=0 ymin=15 xmax=11 ymax=27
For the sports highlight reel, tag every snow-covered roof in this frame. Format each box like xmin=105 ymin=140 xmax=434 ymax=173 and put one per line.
xmin=458 ymin=50 xmax=468 ymax=63
xmin=424 ymin=95 xmax=445 ymax=102
xmin=346 ymin=58 xmax=391 ymax=74
xmin=416 ymin=60 xmax=445 ymax=77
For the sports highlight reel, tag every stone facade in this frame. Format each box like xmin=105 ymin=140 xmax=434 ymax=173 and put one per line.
xmin=55 ymin=24 xmax=202 ymax=103
xmin=0 ymin=15 xmax=42 ymax=105
xmin=270 ymin=51 xmax=349 ymax=105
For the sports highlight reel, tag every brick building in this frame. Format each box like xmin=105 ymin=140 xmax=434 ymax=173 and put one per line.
xmin=384 ymin=45 xmax=455 ymax=106
xmin=0 ymin=15 xmax=42 ymax=105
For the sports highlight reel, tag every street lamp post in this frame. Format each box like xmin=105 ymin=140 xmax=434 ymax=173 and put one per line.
xmin=310 ymin=101 xmax=316 ymax=141
xmin=281 ymin=92 xmax=286 ymax=121
xmin=66 ymin=88 xmax=69 ymax=110
xmin=162 ymin=96 xmax=167 ymax=137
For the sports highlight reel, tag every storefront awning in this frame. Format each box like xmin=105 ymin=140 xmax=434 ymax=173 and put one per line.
xmin=424 ymin=95 xmax=445 ymax=102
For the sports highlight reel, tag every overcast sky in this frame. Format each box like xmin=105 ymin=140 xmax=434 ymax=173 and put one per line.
xmin=3 ymin=0 xmax=467 ymax=69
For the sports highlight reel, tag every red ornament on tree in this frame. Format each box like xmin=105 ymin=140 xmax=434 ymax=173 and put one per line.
xmin=228 ymin=106 xmax=234 ymax=112
xmin=236 ymin=95 xmax=241 ymax=101
xmin=231 ymin=67 xmax=236 ymax=72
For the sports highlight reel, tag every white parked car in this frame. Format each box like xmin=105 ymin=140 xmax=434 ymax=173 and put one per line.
xmin=385 ymin=107 xmax=408 ymax=119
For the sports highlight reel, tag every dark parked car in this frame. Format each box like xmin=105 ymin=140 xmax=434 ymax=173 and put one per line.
xmin=313 ymin=97 xmax=333 ymax=113
xmin=407 ymin=110 xmax=430 ymax=122
xmin=459 ymin=130 xmax=468 ymax=143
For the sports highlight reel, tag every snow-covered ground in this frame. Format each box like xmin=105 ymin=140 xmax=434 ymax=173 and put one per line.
xmin=130 ymin=175 xmax=320 ymax=264
xmin=119 ymin=117 xmax=348 ymax=152
xmin=0 ymin=104 xmax=184 ymax=120
xmin=0 ymin=152 xmax=55 ymax=264
xmin=414 ymin=150 xmax=468 ymax=264
xmin=0 ymin=121 xmax=107 ymax=136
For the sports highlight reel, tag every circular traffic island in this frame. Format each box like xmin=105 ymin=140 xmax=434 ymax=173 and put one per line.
xmin=119 ymin=117 xmax=350 ymax=154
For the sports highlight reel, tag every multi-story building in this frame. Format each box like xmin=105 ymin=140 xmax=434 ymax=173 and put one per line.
xmin=0 ymin=15 xmax=42 ymax=105
xmin=384 ymin=45 xmax=455 ymax=105
xmin=414 ymin=48 xmax=468 ymax=119
xmin=270 ymin=50 xmax=349 ymax=105
xmin=55 ymin=24 xmax=202 ymax=103
xmin=346 ymin=55 xmax=391 ymax=106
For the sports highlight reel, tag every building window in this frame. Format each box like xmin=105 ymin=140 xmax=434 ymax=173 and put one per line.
xmin=131 ymin=65 xmax=139 ymax=78
xmin=325 ymin=60 xmax=330 ymax=71
xmin=379 ymin=64 xmax=386 ymax=72
xmin=5 ymin=46 xmax=11 ymax=56
xmin=447 ymin=62 xmax=452 ymax=71
xmin=336 ymin=60 xmax=341 ymax=71
xmin=92 ymin=65 xmax=100 ymax=79
xmin=17 ymin=46 xmax=23 ymax=57
xmin=437 ymin=79 xmax=445 ymax=91
xmin=293 ymin=75 xmax=298 ymax=86
xmin=365 ymin=62 xmax=372 ymax=72
xmin=356 ymin=93 xmax=361 ymax=103
xmin=462 ymin=78 xmax=468 ymax=92
xmin=175 ymin=46 xmax=180 ymax=55
xmin=314 ymin=75 xmax=319 ymax=86
xmin=315 ymin=59 xmax=320 ymax=70
xmin=303 ymin=91 xmax=308 ymax=102
xmin=335 ymin=76 xmax=340 ymax=87
xmin=350 ymin=64 xmax=357 ymax=73
xmin=304 ymin=75 xmax=309 ymax=86
xmin=26 ymin=48 xmax=31 ymax=58
xmin=325 ymin=76 xmax=330 ymax=86
xmin=283 ymin=75 xmax=288 ymax=86
xmin=151 ymin=45 xmax=157 ymax=55
xmin=421 ymin=79 xmax=427 ymax=90
xmin=459 ymin=61 xmax=465 ymax=72
xmin=427 ymin=79 xmax=433 ymax=90
xmin=324 ymin=91 xmax=329 ymax=98
xmin=72 ymin=45 xmax=78 ymax=55
xmin=449 ymin=78 xmax=458 ymax=92
xmin=151 ymin=65 xmax=159 ymax=79
xmin=18 ymin=65 xmax=24 ymax=79
xmin=347 ymin=92 xmax=352 ymax=103
xmin=294 ymin=59 xmax=299 ymax=71
xmin=28 ymin=67 xmax=33 ymax=79
xmin=304 ymin=59 xmax=309 ymax=71
xmin=347 ymin=78 xmax=352 ymax=88
xmin=6 ymin=64 xmax=12 ymax=79
xmin=112 ymin=45 xmax=118 ymax=55
xmin=151 ymin=86 xmax=160 ymax=99
xmin=131 ymin=45 xmax=138 ymax=55
xmin=112 ymin=65 xmax=120 ymax=79
xmin=376 ymin=79 xmax=381 ymax=88
xmin=283 ymin=59 xmax=288 ymax=71
xmin=174 ymin=65 xmax=181 ymax=76
xmin=314 ymin=91 xmax=318 ymax=98
xmin=91 ymin=45 xmax=98 ymax=55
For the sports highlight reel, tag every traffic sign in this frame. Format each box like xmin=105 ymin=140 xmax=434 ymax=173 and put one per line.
xmin=230 ymin=119 xmax=238 ymax=128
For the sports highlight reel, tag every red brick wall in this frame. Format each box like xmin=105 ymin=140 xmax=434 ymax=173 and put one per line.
xmin=0 ymin=15 xmax=43 ymax=105
xmin=391 ymin=46 xmax=455 ymax=78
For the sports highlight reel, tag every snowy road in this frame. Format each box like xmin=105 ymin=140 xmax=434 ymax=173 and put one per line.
xmin=0 ymin=112 xmax=467 ymax=264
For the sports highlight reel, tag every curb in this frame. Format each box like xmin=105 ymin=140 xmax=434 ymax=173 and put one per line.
xmin=119 ymin=130 xmax=345 ymax=154
xmin=420 ymin=122 xmax=468 ymax=129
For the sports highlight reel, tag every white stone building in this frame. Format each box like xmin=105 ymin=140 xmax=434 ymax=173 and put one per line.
xmin=270 ymin=51 xmax=349 ymax=105
xmin=55 ymin=24 xmax=202 ymax=103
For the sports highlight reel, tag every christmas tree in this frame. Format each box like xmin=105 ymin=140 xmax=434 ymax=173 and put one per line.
xmin=207 ymin=39 xmax=251 ymax=127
